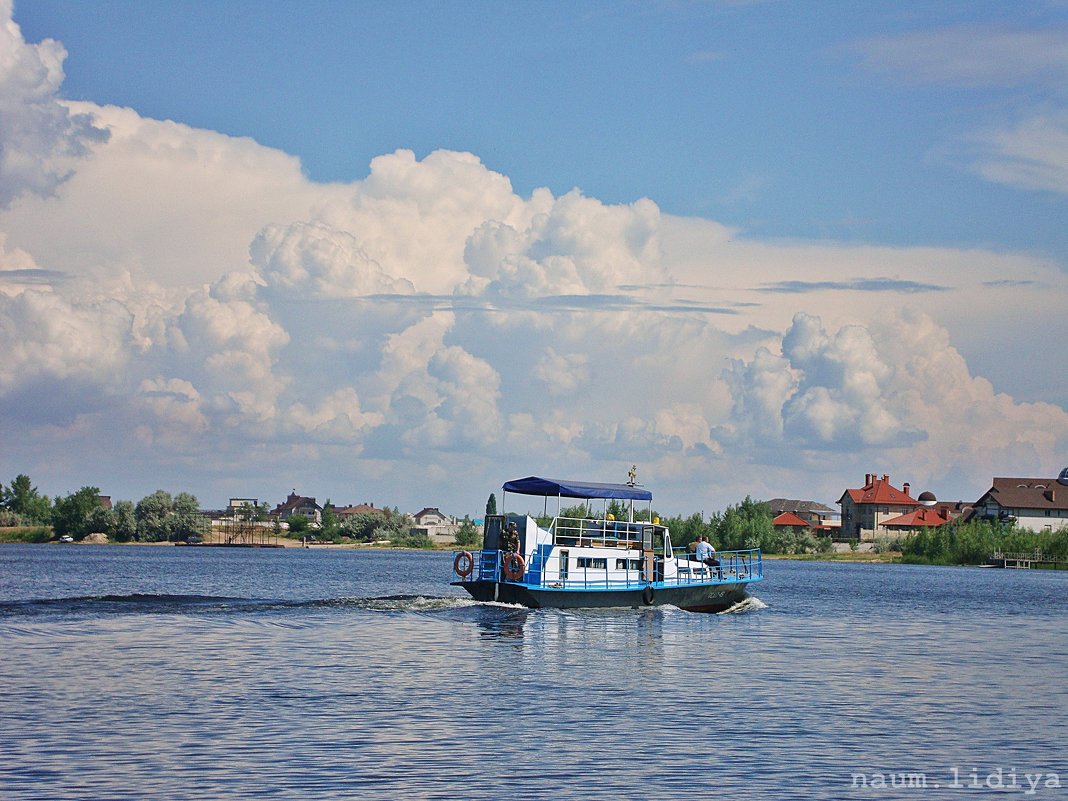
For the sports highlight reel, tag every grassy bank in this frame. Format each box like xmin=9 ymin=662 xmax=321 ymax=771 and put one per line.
xmin=0 ymin=526 xmax=53 ymax=543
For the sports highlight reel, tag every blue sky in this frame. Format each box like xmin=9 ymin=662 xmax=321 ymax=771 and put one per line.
xmin=18 ymin=1 xmax=1068 ymax=254
xmin=2 ymin=0 xmax=1068 ymax=515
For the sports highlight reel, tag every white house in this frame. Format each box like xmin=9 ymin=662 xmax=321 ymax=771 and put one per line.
xmin=411 ymin=507 xmax=459 ymax=544
xmin=973 ymin=475 xmax=1068 ymax=533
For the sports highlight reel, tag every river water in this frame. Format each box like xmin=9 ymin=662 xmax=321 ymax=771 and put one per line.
xmin=1 ymin=544 xmax=1065 ymax=801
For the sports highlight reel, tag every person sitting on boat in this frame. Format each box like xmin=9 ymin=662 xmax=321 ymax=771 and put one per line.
xmin=696 ymin=535 xmax=719 ymax=567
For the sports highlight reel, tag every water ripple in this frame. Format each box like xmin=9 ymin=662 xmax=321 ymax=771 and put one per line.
xmin=2 ymin=547 xmax=1066 ymax=801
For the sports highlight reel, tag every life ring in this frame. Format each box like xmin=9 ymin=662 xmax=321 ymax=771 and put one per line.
xmin=503 ymin=552 xmax=525 ymax=581
xmin=642 ymin=585 xmax=655 ymax=606
xmin=453 ymin=550 xmax=474 ymax=578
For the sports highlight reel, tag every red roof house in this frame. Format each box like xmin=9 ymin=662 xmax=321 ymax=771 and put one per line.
xmin=881 ymin=506 xmax=954 ymax=532
xmin=837 ymin=473 xmax=919 ymax=540
xmin=772 ymin=511 xmax=812 ymax=529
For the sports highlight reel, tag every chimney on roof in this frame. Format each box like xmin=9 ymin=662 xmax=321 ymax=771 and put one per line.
xmin=882 ymin=474 xmax=889 ymax=482
xmin=903 ymin=482 xmax=910 ymax=496
xmin=1045 ymin=489 xmax=1056 ymax=502
xmin=865 ymin=473 xmax=871 ymax=485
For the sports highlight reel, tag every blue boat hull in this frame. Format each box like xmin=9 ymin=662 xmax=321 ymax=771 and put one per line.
xmin=453 ymin=579 xmax=753 ymax=612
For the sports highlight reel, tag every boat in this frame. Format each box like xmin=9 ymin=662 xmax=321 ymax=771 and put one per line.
xmin=451 ymin=475 xmax=763 ymax=612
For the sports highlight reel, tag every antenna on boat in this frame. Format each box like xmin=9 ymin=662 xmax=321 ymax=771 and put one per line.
xmin=626 ymin=465 xmax=640 ymax=523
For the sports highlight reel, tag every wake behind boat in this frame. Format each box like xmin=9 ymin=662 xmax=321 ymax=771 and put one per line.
xmin=451 ymin=475 xmax=763 ymax=612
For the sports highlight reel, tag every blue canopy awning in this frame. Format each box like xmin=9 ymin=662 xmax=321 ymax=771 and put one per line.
xmin=502 ymin=476 xmax=653 ymax=502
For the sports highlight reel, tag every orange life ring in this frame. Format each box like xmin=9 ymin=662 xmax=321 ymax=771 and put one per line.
xmin=453 ymin=550 xmax=474 ymax=578
xmin=503 ymin=552 xmax=526 ymax=581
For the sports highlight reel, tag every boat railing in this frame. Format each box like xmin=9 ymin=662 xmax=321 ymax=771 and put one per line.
xmin=548 ymin=515 xmax=663 ymax=549
xmin=674 ymin=549 xmax=762 ymax=585
xmin=452 ymin=547 xmax=762 ymax=589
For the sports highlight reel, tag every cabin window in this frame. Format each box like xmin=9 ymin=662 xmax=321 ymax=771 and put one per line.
xmin=577 ymin=557 xmax=606 ymax=569
xmin=616 ymin=558 xmax=642 ymax=570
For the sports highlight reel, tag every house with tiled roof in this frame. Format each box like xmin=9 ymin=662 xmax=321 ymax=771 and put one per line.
xmin=973 ymin=476 xmax=1068 ymax=533
xmin=772 ymin=511 xmax=812 ymax=533
xmin=837 ymin=473 xmax=919 ymax=541
xmin=766 ymin=498 xmax=840 ymax=530
xmin=271 ymin=491 xmax=322 ymax=525
xmin=881 ymin=505 xmax=953 ymax=533
xmin=332 ymin=503 xmax=378 ymax=521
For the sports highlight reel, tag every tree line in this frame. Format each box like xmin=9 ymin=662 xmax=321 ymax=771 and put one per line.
xmin=292 ymin=503 xmax=433 ymax=547
xmin=0 ymin=473 xmax=477 ymax=548
xmin=310 ymin=506 xmax=479 ymax=548
xmin=11 ymin=472 xmax=1064 ymax=561
xmin=0 ymin=474 xmax=207 ymax=542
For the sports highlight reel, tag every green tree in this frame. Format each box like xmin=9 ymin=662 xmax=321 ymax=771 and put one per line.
xmin=341 ymin=510 xmax=388 ymax=541
xmin=1 ymin=474 xmax=52 ymax=524
xmin=899 ymin=518 xmax=1049 ymax=566
xmin=712 ymin=496 xmax=773 ymax=551
xmin=52 ymin=486 xmax=103 ymax=540
xmin=486 ymin=493 xmax=497 ymax=517
xmin=320 ymin=501 xmax=340 ymax=537
xmin=393 ymin=528 xmax=434 ymax=548
xmin=171 ymin=492 xmax=204 ymax=542
xmin=111 ymin=500 xmax=138 ymax=542
xmin=455 ymin=517 xmax=480 ymax=546
xmin=664 ymin=512 xmax=712 ymax=549
xmin=287 ymin=514 xmax=310 ymax=534
xmin=136 ymin=490 xmax=174 ymax=542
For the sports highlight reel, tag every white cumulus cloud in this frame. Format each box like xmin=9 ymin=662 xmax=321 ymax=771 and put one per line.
xmin=0 ymin=0 xmax=107 ymax=206
xmin=2 ymin=1 xmax=1067 ymax=512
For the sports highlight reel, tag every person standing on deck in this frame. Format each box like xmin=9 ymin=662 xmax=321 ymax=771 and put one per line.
xmin=503 ymin=521 xmax=520 ymax=554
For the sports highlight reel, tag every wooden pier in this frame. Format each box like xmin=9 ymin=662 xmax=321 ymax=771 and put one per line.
xmin=990 ymin=550 xmax=1068 ymax=570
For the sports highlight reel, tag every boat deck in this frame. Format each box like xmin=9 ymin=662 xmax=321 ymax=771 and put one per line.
xmin=456 ymin=547 xmax=762 ymax=591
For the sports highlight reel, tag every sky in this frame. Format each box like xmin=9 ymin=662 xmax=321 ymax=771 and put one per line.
xmin=2 ymin=0 xmax=1068 ymax=518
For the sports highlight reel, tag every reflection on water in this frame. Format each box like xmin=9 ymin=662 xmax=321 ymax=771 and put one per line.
xmin=474 ymin=605 xmax=530 ymax=640
xmin=1 ymin=546 xmax=1067 ymax=800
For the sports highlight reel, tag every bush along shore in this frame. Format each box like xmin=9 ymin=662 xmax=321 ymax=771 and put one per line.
xmin=899 ymin=519 xmax=1068 ymax=566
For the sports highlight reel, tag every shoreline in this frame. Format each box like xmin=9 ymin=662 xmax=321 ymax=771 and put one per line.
xmin=0 ymin=534 xmax=900 ymax=561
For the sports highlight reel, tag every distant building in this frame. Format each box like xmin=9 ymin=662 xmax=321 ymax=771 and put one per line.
xmin=838 ymin=473 xmax=919 ymax=541
xmin=880 ymin=505 xmax=955 ymax=536
xmin=772 ymin=511 xmax=814 ymax=535
xmin=973 ymin=476 xmax=1068 ymax=533
xmin=411 ymin=507 xmax=459 ymax=545
xmin=331 ymin=503 xmax=378 ymax=521
xmin=227 ymin=498 xmax=259 ymax=519
xmin=766 ymin=498 xmax=840 ymax=531
xmin=271 ymin=491 xmax=322 ymax=525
